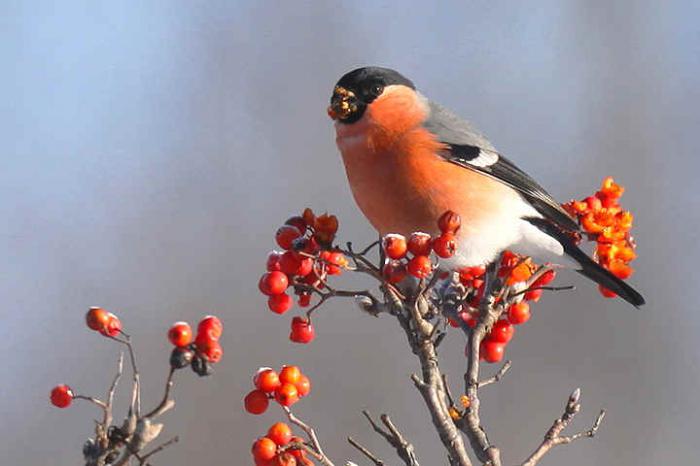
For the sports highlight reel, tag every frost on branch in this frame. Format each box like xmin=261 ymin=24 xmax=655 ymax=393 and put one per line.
xmin=251 ymin=178 xmax=639 ymax=466
xmin=50 ymin=310 xmax=224 ymax=465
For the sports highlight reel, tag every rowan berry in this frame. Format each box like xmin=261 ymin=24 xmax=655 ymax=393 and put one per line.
xmin=268 ymin=422 xmax=293 ymax=446
xmin=196 ymin=338 xmax=223 ymax=363
xmin=489 ymin=320 xmax=514 ymax=343
xmin=297 ymin=293 xmax=312 ymax=307
xmin=167 ymin=321 xmax=193 ymax=347
xmin=290 ymin=317 xmax=315 ymax=344
xmin=255 ymin=368 xmax=281 ymax=393
xmin=508 ymin=302 xmax=531 ymax=325
xmin=295 ymin=374 xmax=311 ymax=397
xmin=407 ymin=255 xmax=432 ymax=279
xmin=408 ymin=232 xmax=432 ymax=256
xmin=196 ymin=315 xmax=222 ymax=342
xmin=267 ymin=251 xmax=283 ymax=272
xmin=279 ymin=365 xmax=302 ymax=385
xmin=245 ymin=389 xmax=270 ymax=415
xmin=433 ymin=233 xmax=456 ymax=258
xmin=274 ymin=383 xmax=299 ymax=407
xmin=480 ymin=338 xmax=506 ymax=363
xmin=438 ymin=210 xmax=461 ymax=234
xmin=50 ymin=384 xmax=73 ymax=408
xmin=285 ymin=216 xmax=307 ymax=234
xmin=276 ymin=225 xmax=303 ymax=250
xmin=382 ymin=260 xmax=407 ymax=284
xmin=383 ymin=234 xmax=408 ymax=259
xmin=599 ymin=285 xmax=617 ymax=298
xmin=99 ymin=313 xmax=122 ymax=337
xmin=252 ymin=437 xmax=278 ymax=461
xmin=268 ymin=293 xmax=293 ymax=314
xmin=85 ymin=307 xmax=110 ymax=332
xmin=259 ymin=271 xmax=289 ymax=296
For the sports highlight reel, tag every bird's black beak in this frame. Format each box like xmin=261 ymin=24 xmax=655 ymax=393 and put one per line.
xmin=327 ymin=86 xmax=358 ymax=121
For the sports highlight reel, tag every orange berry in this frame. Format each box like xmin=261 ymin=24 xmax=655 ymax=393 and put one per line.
xmin=407 ymin=255 xmax=432 ymax=279
xmin=268 ymin=422 xmax=293 ymax=446
xmin=508 ymin=302 xmax=531 ymax=325
xmin=197 ymin=315 xmax=223 ymax=341
xmin=383 ymin=234 xmax=408 ymax=259
xmin=489 ymin=320 xmax=514 ymax=343
xmin=168 ymin=321 xmax=193 ymax=347
xmin=507 ymin=261 xmax=532 ymax=285
xmin=85 ymin=307 xmax=110 ymax=332
xmin=433 ymin=233 xmax=457 ymax=258
xmin=524 ymin=288 xmax=543 ymax=302
xmin=255 ymin=368 xmax=281 ymax=393
xmin=275 ymin=383 xmax=299 ymax=407
xmin=196 ymin=338 xmax=223 ymax=363
xmin=608 ymin=260 xmax=633 ymax=279
xmin=268 ymin=293 xmax=293 ymax=314
xmin=244 ymin=389 xmax=270 ymax=415
xmin=480 ymin=339 xmax=505 ymax=363
xmin=408 ymin=232 xmax=433 ymax=256
xmin=438 ymin=210 xmax=461 ymax=234
xmin=279 ymin=365 xmax=302 ymax=385
xmin=295 ymin=374 xmax=311 ymax=397
xmin=274 ymin=453 xmax=298 ymax=466
xmin=252 ymin=437 xmax=278 ymax=461
xmin=290 ymin=317 xmax=315 ymax=344
xmin=99 ymin=313 xmax=122 ymax=337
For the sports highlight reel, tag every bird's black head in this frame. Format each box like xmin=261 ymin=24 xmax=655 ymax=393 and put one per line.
xmin=328 ymin=66 xmax=415 ymax=124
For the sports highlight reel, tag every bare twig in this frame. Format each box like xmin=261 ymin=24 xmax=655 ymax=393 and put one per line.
xmin=138 ymin=436 xmax=179 ymax=465
xmin=348 ymin=437 xmax=385 ymax=466
xmin=478 ymin=361 xmax=512 ymax=388
xmin=521 ymin=388 xmax=605 ymax=466
xmin=283 ymin=406 xmax=335 ymax=466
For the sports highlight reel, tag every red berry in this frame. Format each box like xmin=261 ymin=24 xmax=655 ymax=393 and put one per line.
xmin=324 ymin=251 xmax=345 ymax=275
xmin=197 ymin=315 xmax=223 ymax=341
xmin=508 ymin=302 xmax=531 ymax=325
xmin=408 ymin=232 xmax=432 ymax=256
xmin=268 ymin=422 xmax=293 ymax=446
xmin=297 ymin=293 xmax=312 ymax=307
xmin=196 ymin=338 xmax=223 ymax=363
xmin=259 ymin=271 xmax=289 ymax=296
xmin=274 ymin=453 xmax=298 ymax=466
xmin=279 ymin=365 xmax=302 ymax=385
xmin=480 ymin=339 xmax=506 ymax=363
xmin=382 ymin=260 xmax=407 ymax=284
xmin=533 ymin=269 xmax=556 ymax=286
xmin=252 ymin=437 xmax=278 ymax=461
xmin=245 ymin=389 xmax=270 ymax=415
xmin=268 ymin=293 xmax=293 ymax=314
xmin=99 ymin=313 xmax=122 ymax=337
xmin=438 ymin=210 xmax=461 ymax=234
xmin=50 ymin=384 xmax=73 ymax=408
xmin=267 ymin=251 xmax=283 ymax=271
xmin=254 ymin=368 xmax=281 ymax=393
xmin=85 ymin=307 xmax=110 ymax=332
xmin=461 ymin=311 xmax=478 ymax=328
xmin=285 ymin=216 xmax=307 ymax=234
xmin=279 ymin=251 xmax=310 ymax=276
xmin=432 ymin=233 xmax=457 ymax=258
xmin=288 ymin=436 xmax=306 ymax=458
xmin=275 ymin=383 xmax=299 ymax=407
xmin=295 ymin=374 xmax=311 ymax=397
xmin=489 ymin=320 xmax=514 ymax=343
xmin=276 ymin=225 xmax=303 ymax=250
xmin=168 ymin=321 xmax=193 ymax=347
xmin=382 ymin=234 xmax=408 ymax=259
xmin=524 ymin=288 xmax=543 ymax=302
xmin=407 ymin=255 xmax=432 ymax=279
xmin=599 ymin=285 xmax=618 ymax=298
xmin=290 ymin=317 xmax=315 ymax=344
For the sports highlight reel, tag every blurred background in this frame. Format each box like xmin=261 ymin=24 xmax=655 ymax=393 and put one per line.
xmin=1 ymin=1 xmax=698 ymax=464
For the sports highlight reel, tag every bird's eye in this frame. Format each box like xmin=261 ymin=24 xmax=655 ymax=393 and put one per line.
xmin=367 ymin=84 xmax=383 ymax=98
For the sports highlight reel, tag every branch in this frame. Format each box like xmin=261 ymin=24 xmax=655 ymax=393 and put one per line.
xmin=478 ymin=361 xmax=512 ymax=388
xmin=521 ymin=388 xmax=605 ymax=466
xmin=348 ymin=437 xmax=385 ymax=466
xmin=359 ymin=410 xmax=419 ymax=466
xmin=283 ymin=406 xmax=335 ymax=466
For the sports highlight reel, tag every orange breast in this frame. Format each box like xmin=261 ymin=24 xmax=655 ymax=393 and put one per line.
xmin=340 ymin=125 xmax=517 ymax=238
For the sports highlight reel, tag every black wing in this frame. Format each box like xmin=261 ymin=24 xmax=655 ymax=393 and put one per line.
xmin=424 ymin=101 xmax=580 ymax=233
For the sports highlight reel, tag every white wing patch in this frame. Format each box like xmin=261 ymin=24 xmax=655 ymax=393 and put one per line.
xmin=468 ymin=149 xmax=499 ymax=167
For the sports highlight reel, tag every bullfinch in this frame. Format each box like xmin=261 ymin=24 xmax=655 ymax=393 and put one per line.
xmin=328 ymin=66 xmax=644 ymax=307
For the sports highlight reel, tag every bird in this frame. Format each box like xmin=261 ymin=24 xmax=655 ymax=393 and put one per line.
xmin=327 ymin=66 xmax=645 ymax=307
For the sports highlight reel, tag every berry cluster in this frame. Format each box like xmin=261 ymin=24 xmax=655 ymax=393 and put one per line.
xmin=245 ymin=366 xmax=311 ymax=414
xmin=251 ymin=422 xmax=314 ymax=466
xmin=85 ymin=306 xmax=122 ymax=337
xmin=563 ymin=177 xmax=637 ymax=298
xmin=449 ymin=252 xmax=557 ymax=363
xmin=168 ymin=315 xmax=224 ymax=376
xmin=382 ymin=211 xmax=461 ymax=282
xmin=259 ymin=208 xmax=347 ymax=343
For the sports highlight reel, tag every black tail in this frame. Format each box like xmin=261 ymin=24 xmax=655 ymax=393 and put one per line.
xmin=526 ymin=218 xmax=645 ymax=308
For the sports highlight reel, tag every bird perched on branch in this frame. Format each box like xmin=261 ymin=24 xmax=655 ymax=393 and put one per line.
xmin=328 ymin=66 xmax=644 ymax=307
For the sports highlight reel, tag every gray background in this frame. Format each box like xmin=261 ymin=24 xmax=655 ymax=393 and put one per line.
xmin=1 ymin=1 xmax=698 ymax=465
